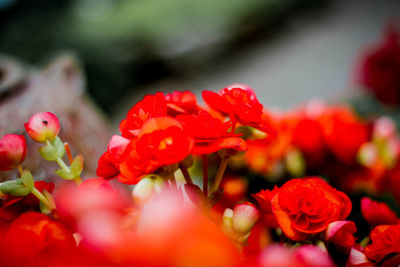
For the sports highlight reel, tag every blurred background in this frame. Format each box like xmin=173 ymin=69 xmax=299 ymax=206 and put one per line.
xmin=0 ymin=0 xmax=399 ymax=176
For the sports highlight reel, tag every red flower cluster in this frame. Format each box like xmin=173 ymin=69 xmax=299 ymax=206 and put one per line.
xmin=245 ymin=103 xmax=370 ymax=179
xmin=97 ymin=86 xmax=256 ymax=184
xmin=2 ymin=79 xmax=400 ymax=266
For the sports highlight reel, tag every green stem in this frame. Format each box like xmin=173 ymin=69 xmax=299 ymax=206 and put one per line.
xmin=202 ymin=155 xmax=208 ymax=197
xmin=211 ymin=157 xmax=230 ymax=194
xmin=56 ymin=157 xmax=70 ymax=172
xmin=31 ymin=187 xmax=54 ymax=210
xmin=47 ymin=140 xmax=82 ymax=186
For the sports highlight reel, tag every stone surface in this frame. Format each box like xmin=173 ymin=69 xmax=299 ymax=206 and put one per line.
xmin=0 ymin=54 xmax=111 ymax=181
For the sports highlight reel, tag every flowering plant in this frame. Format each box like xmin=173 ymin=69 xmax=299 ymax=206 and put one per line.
xmin=1 ymin=84 xmax=400 ymax=266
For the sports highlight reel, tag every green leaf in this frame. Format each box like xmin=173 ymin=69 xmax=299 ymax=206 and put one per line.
xmin=0 ymin=179 xmax=31 ymax=197
xmin=21 ymin=170 xmax=34 ymax=190
xmin=70 ymin=154 xmax=84 ymax=177
xmin=52 ymin=136 xmax=65 ymax=158
xmin=55 ymin=169 xmax=75 ymax=180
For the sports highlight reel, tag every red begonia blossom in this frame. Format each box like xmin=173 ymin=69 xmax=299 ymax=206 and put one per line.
xmin=118 ymin=117 xmax=193 ymax=184
xmin=119 ymin=92 xmax=167 ymax=139
xmin=271 ymin=177 xmax=352 ymax=241
xmin=177 ymin=110 xmax=246 ymax=154
xmin=202 ymin=84 xmax=263 ymax=126
xmin=365 ymin=224 xmax=400 ymax=263
xmin=165 ymin=90 xmax=200 ymax=116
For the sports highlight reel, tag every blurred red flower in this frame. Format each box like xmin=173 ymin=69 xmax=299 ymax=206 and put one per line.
xmin=361 ymin=197 xmax=397 ymax=226
xmin=357 ymin=23 xmax=400 ymax=105
xmin=319 ymin=106 xmax=369 ymax=164
xmin=248 ymin=244 xmax=334 ymax=267
xmin=0 ymin=212 xmax=76 ymax=267
xmin=245 ymin=111 xmax=292 ymax=175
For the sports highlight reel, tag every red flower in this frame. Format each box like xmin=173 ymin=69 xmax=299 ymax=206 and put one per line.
xmin=119 ymin=117 xmax=193 ymax=184
xmin=74 ymin=189 xmax=240 ymax=266
xmin=292 ymin=118 xmax=325 ymax=166
xmin=365 ymin=224 xmax=400 ymax=262
xmin=346 ymin=248 xmax=375 ymax=267
xmin=0 ymin=212 xmax=76 ymax=266
xmin=252 ymin=187 xmax=279 ymax=228
xmin=24 ymin=112 xmax=60 ymax=143
xmin=0 ymin=134 xmax=26 ymax=171
xmin=119 ymin=92 xmax=167 ymax=139
xmin=55 ymin=178 xmax=130 ymax=231
xmin=253 ymin=244 xmax=334 ymax=267
xmin=357 ymin=24 xmax=400 ymax=105
xmin=361 ymin=197 xmax=397 ymax=226
xmin=244 ymin=111 xmax=292 ymax=175
xmin=271 ymin=177 xmax=352 ymax=241
xmin=320 ymin=106 xmax=369 ymax=164
xmin=325 ymin=220 xmax=357 ymax=250
xmin=177 ymin=110 xmax=247 ymax=154
xmin=202 ymin=84 xmax=263 ymax=126
xmin=165 ymin=91 xmax=200 ymax=116
xmin=96 ymin=135 xmax=130 ymax=179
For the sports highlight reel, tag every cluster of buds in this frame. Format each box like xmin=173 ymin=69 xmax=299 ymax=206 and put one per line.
xmin=0 ymin=112 xmax=83 ymax=213
xmin=25 ymin=112 xmax=83 ymax=183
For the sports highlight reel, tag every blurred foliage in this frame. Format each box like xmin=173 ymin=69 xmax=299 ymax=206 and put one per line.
xmin=0 ymin=0 xmax=325 ymax=112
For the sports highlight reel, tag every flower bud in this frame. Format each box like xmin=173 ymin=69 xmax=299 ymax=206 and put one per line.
xmin=325 ymin=220 xmax=357 ymax=249
xmin=357 ymin=142 xmax=378 ymax=167
xmin=232 ymin=202 xmax=259 ymax=234
xmin=0 ymin=134 xmax=27 ymax=171
xmin=285 ymin=148 xmax=305 ymax=177
xmin=24 ymin=112 xmax=60 ymax=143
xmin=132 ymin=175 xmax=164 ymax=205
xmin=222 ymin=208 xmax=234 ymax=229
xmin=373 ymin=116 xmax=396 ymax=140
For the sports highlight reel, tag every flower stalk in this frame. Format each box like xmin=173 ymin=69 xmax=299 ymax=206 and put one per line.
xmin=211 ymin=157 xmax=230 ymax=194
